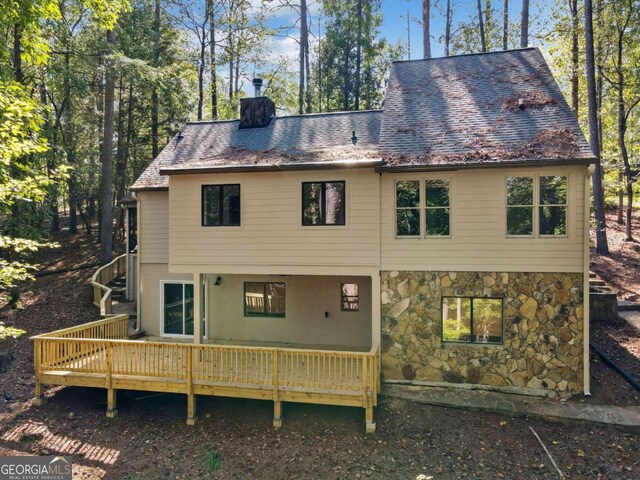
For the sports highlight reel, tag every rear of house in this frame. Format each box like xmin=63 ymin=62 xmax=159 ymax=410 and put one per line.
xmin=34 ymin=47 xmax=595 ymax=431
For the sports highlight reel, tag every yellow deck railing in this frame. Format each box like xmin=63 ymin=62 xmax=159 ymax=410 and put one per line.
xmin=91 ymin=254 xmax=127 ymax=317
xmin=31 ymin=316 xmax=380 ymax=432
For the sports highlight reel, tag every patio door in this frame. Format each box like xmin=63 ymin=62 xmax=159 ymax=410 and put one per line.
xmin=162 ymin=281 xmax=194 ymax=337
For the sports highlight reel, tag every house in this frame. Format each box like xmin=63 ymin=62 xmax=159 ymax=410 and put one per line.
xmin=32 ymin=48 xmax=594 ymax=432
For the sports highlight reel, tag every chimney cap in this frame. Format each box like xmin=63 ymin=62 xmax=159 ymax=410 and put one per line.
xmin=252 ymin=78 xmax=263 ymax=87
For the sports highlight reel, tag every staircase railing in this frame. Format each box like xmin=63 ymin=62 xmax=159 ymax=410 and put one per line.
xmin=91 ymin=254 xmax=127 ymax=317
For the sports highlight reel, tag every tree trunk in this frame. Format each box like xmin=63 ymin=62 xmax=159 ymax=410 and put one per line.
xmin=198 ymin=26 xmax=205 ymax=120
xmin=584 ymin=0 xmax=608 ymax=254
xmin=477 ymin=0 xmax=487 ymax=52
xmin=299 ymin=0 xmax=308 ymax=114
xmin=40 ymin=84 xmax=60 ymax=233
xmin=422 ymin=0 xmax=431 ymax=59
xmin=100 ymin=30 xmax=116 ymax=263
xmin=445 ymin=0 xmax=452 ymax=56
xmin=208 ymin=0 xmax=218 ymax=119
xmin=151 ymin=0 xmax=160 ymax=159
xmin=355 ymin=0 xmax=363 ymax=109
xmin=63 ymin=47 xmax=78 ymax=234
xmin=520 ymin=0 xmax=529 ymax=47
xmin=115 ymin=75 xmax=127 ymax=236
xmin=569 ymin=0 xmax=579 ymax=116
xmin=502 ymin=0 xmax=509 ymax=50
xmin=13 ymin=24 xmax=23 ymax=84
xmin=614 ymin=19 xmax=634 ymax=240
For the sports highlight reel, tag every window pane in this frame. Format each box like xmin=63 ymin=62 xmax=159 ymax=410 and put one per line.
xmin=506 ymin=177 xmax=533 ymax=205
xmin=184 ymin=284 xmax=194 ymax=335
xmin=507 ymin=206 xmax=533 ymax=235
xmin=245 ymin=283 xmax=265 ymax=315
xmin=472 ymin=299 xmax=503 ymax=344
xmin=396 ymin=181 xmax=420 ymax=207
xmin=302 ymin=183 xmax=322 ymax=225
xmin=324 ymin=182 xmax=345 ymax=225
xmin=540 ymin=176 xmax=567 ymax=205
xmin=342 ymin=283 xmax=359 ymax=311
xmin=266 ymin=283 xmax=286 ymax=315
xmin=397 ymin=209 xmax=420 ymax=236
xmin=539 ymin=206 xmax=567 ymax=235
xmin=222 ymin=185 xmax=241 ymax=225
xmin=203 ymin=186 xmax=220 ymax=225
xmin=425 ymin=180 xmax=449 ymax=207
xmin=442 ymin=297 xmax=471 ymax=342
xmin=164 ymin=283 xmax=184 ymax=335
xmin=425 ymin=208 xmax=450 ymax=236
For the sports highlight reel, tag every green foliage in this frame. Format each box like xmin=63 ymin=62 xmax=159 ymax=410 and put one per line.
xmin=203 ymin=449 xmax=221 ymax=472
xmin=0 ymin=322 xmax=26 ymax=340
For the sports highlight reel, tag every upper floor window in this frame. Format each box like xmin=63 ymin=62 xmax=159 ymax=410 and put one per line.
xmin=396 ymin=179 xmax=450 ymax=237
xmin=506 ymin=175 xmax=567 ymax=237
xmin=202 ymin=184 xmax=240 ymax=226
xmin=302 ymin=181 xmax=345 ymax=226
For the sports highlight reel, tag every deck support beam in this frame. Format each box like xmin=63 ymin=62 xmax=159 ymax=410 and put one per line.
xmin=186 ymin=394 xmax=197 ymax=425
xmin=106 ymin=389 xmax=118 ymax=418
xmin=273 ymin=400 xmax=282 ymax=428
xmin=365 ymin=390 xmax=375 ymax=433
xmin=32 ymin=383 xmax=46 ymax=407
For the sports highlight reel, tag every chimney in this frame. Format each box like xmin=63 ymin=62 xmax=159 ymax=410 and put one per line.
xmin=239 ymin=78 xmax=275 ymax=129
xmin=253 ymin=77 xmax=263 ymax=97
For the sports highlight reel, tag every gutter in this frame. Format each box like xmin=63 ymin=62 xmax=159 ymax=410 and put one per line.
xmin=160 ymin=160 xmax=384 ymax=176
xmin=375 ymin=157 xmax=596 ymax=173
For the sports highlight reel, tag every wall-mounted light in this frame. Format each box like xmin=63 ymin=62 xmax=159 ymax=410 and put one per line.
xmin=214 ymin=276 xmax=222 ymax=286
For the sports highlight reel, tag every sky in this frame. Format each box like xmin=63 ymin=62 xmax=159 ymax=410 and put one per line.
xmin=261 ymin=0 xmax=550 ymax=65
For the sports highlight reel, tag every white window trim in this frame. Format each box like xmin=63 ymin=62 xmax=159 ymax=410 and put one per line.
xmin=160 ymin=280 xmax=207 ymax=338
xmin=505 ymin=173 xmax=569 ymax=239
xmin=394 ymin=176 xmax=454 ymax=239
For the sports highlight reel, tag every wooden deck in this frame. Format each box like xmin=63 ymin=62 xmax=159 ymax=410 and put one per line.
xmin=32 ymin=316 xmax=380 ymax=432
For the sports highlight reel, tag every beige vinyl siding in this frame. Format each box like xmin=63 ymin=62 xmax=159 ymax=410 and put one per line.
xmin=168 ymin=169 xmax=380 ymax=268
xmin=139 ymin=191 xmax=169 ymax=264
xmin=381 ymin=165 xmax=587 ymax=272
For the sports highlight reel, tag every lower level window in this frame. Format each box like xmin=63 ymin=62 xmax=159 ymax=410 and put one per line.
xmin=244 ymin=282 xmax=286 ymax=317
xmin=442 ymin=297 xmax=503 ymax=344
xmin=163 ymin=282 xmax=194 ymax=336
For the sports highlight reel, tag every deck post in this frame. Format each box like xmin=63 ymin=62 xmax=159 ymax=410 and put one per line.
xmin=32 ymin=340 xmax=47 ymax=406
xmin=272 ymin=350 xmax=282 ymax=428
xmin=193 ymin=273 xmax=203 ymax=345
xmin=106 ymin=342 xmax=118 ymax=417
xmin=186 ymin=347 xmax=197 ymax=425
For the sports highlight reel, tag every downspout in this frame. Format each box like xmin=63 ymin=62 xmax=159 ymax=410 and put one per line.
xmin=133 ymin=191 xmax=141 ymax=331
xmin=583 ymin=165 xmax=594 ymax=396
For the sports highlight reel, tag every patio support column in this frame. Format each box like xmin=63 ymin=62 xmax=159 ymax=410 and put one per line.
xmin=106 ymin=389 xmax=118 ymax=418
xmin=193 ymin=273 xmax=203 ymax=345
xmin=371 ymin=273 xmax=381 ymax=348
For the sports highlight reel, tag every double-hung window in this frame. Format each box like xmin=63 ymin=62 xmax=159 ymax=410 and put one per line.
xmin=302 ymin=181 xmax=345 ymax=226
xmin=202 ymin=184 xmax=241 ymax=226
xmin=396 ymin=179 xmax=451 ymax=237
xmin=506 ymin=175 xmax=567 ymax=237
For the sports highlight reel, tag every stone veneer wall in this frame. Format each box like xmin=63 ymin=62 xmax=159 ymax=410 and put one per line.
xmin=381 ymin=271 xmax=584 ymax=395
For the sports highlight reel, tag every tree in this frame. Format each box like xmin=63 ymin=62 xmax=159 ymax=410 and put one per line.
xmin=299 ymin=0 xmax=310 ymax=113
xmin=444 ymin=0 xmax=453 ymax=56
xmin=502 ymin=0 xmax=508 ymax=50
xmin=477 ymin=0 xmax=487 ymax=52
xmin=422 ymin=0 xmax=431 ymax=59
xmin=100 ymin=29 xmax=116 ymax=263
xmin=584 ymin=0 xmax=609 ymax=254
xmin=520 ymin=0 xmax=529 ymax=47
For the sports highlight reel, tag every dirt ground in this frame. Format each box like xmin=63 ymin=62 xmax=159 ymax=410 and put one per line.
xmin=590 ymin=209 xmax=640 ymax=302
xmin=0 ymin=232 xmax=639 ymax=479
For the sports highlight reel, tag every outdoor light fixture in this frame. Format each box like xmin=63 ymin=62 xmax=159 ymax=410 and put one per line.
xmin=351 ymin=130 xmax=358 ymax=145
xmin=214 ymin=276 xmax=222 ymax=286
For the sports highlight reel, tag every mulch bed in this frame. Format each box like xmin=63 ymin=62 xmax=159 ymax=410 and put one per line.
xmin=0 ymin=228 xmax=638 ymax=479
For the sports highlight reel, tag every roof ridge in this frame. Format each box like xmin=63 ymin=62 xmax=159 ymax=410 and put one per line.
xmin=391 ymin=47 xmax=539 ymax=64
xmin=185 ymin=109 xmax=383 ymax=126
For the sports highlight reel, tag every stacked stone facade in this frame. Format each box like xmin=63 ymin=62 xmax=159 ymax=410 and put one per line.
xmin=381 ymin=271 xmax=584 ymax=394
